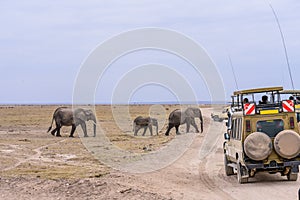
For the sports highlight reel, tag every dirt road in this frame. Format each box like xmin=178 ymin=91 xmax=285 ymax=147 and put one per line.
xmin=0 ymin=106 xmax=299 ymax=199
xmin=116 ymin=108 xmax=300 ymax=199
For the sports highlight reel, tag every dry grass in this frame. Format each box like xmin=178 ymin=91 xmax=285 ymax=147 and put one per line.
xmin=0 ymin=104 xmax=209 ymax=179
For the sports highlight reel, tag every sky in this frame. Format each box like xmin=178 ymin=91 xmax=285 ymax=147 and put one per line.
xmin=0 ymin=0 xmax=299 ymax=104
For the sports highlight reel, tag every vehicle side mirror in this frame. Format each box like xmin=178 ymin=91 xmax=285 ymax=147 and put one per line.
xmin=224 ymin=133 xmax=230 ymax=140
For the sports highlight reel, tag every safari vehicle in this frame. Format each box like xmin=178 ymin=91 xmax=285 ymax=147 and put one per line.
xmin=223 ymin=86 xmax=300 ymax=184
xmin=211 ymin=106 xmax=230 ymax=122
xmin=280 ymin=89 xmax=300 ymax=122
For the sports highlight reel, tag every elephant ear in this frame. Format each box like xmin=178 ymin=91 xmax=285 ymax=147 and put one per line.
xmin=184 ymin=108 xmax=194 ymax=117
xmin=84 ymin=109 xmax=93 ymax=117
xmin=84 ymin=109 xmax=97 ymax=122
xmin=75 ymin=109 xmax=88 ymax=121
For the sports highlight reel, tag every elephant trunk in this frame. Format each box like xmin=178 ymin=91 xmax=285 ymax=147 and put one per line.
xmin=90 ymin=114 xmax=97 ymax=137
xmin=152 ymin=119 xmax=158 ymax=135
xmin=93 ymin=123 xmax=96 ymax=137
xmin=199 ymin=113 xmax=203 ymax=133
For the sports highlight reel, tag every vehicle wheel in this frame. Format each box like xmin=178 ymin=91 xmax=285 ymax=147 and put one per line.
xmin=287 ymin=172 xmax=298 ymax=181
xmin=237 ymin=163 xmax=248 ymax=184
xmin=224 ymin=154 xmax=234 ymax=176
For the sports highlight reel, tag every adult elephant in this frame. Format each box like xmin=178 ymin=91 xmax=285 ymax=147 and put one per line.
xmin=133 ymin=116 xmax=158 ymax=136
xmin=165 ymin=107 xmax=203 ymax=136
xmin=47 ymin=107 xmax=96 ymax=137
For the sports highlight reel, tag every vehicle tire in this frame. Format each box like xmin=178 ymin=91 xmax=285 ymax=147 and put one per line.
xmin=237 ymin=163 xmax=248 ymax=184
xmin=274 ymin=130 xmax=300 ymax=159
xmin=287 ymin=172 xmax=298 ymax=181
xmin=224 ymin=154 xmax=234 ymax=176
xmin=244 ymin=132 xmax=273 ymax=161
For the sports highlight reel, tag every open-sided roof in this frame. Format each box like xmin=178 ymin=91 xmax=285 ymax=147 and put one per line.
xmin=233 ymin=86 xmax=283 ymax=95
xmin=280 ymin=90 xmax=300 ymax=95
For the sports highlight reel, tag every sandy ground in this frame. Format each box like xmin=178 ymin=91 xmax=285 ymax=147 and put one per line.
xmin=0 ymin=105 xmax=299 ymax=200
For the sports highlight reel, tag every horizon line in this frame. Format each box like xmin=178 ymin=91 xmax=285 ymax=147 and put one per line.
xmin=0 ymin=100 xmax=229 ymax=106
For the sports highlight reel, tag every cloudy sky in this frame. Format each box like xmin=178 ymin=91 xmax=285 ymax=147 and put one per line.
xmin=1 ymin=0 xmax=299 ymax=104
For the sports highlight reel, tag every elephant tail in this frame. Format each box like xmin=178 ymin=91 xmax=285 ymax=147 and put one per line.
xmin=47 ymin=107 xmax=66 ymax=133
xmin=47 ymin=116 xmax=54 ymax=132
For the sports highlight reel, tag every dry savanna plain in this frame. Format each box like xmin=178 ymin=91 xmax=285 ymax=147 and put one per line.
xmin=0 ymin=104 xmax=299 ymax=200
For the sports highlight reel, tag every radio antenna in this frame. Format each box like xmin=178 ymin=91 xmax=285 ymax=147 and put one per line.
xmin=228 ymin=55 xmax=239 ymax=90
xmin=269 ymin=3 xmax=295 ymax=90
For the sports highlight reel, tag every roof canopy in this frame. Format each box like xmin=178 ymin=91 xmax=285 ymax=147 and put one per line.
xmin=280 ymin=90 xmax=300 ymax=95
xmin=233 ymin=86 xmax=283 ymax=95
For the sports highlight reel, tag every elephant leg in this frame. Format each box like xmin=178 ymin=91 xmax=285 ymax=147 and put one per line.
xmin=80 ymin=122 xmax=88 ymax=137
xmin=186 ymin=122 xmax=190 ymax=133
xmin=175 ymin=125 xmax=180 ymax=135
xmin=142 ymin=127 xmax=147 ymax=136
xmin=51 ymin=121 xmax=60 ymax=136
xmin=134 ymin=129 xmax=137 ymax=136
xmin=56 ymin=127 xmax=61 ymax=137
xmin=69 ymin=124 xmax=76 ymax=137
xmin=54 ymin=122 xmax=62 ymax=137
xmin=191 ymin=119 xmax=199 ymax=133
xmin=165 ymin=124 xmax=174 ymax=136
xmin=134 ymin=126 xmax=140 ymax=136
xmin=148 ymin=125 xmax=153 ymax=136
xmin=51 ymin=128 xmax=57 ymax=136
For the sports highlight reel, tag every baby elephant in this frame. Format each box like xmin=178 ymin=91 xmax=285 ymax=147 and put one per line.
xmin=133 ymin=116 xmax=158 ymax=136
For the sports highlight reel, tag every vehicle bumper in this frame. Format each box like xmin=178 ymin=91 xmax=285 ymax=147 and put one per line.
xmin=246 ymin=160 xmax=300 ymax=173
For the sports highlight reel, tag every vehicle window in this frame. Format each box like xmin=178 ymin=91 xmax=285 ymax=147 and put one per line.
xmin=256 ymin=119 xmax=284 ymax=138
xmin=235 ymin=119 xmax=239 ymax=140
xmin=237 ymin=118 xmax=242 ymax=140
xmin=232 ymin=119 xmax=236 ymax=139
xmin=231 ymin=119 xmax=242 ymax=140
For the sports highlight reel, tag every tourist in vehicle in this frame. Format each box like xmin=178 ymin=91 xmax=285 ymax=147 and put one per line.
xmin=259 ymin=95 xmax=268 ymax=104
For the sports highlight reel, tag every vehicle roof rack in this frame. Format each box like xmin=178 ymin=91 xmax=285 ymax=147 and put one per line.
xmin=233 ymin=86 xmax=283 ymax=95
xmin=280 ymin=90 xmax=300 ymax=95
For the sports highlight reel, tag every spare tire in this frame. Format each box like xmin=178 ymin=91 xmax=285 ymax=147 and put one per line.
xmin=244 ymin=132 xmax=273 ymax=161
xmin=274 ymin=130 xmax=300 ymax=159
